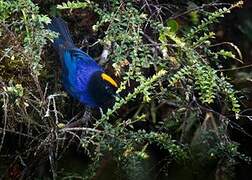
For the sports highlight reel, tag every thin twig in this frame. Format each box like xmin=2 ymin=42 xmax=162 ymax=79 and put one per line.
xmin=0 ymin=92 xmax=8 ymax=152
xmin=218 ymin=64 xmax=252 ymax=72
xmin=0 ymin=127 xmax=40 ymax=140
xmin=171 ymin=3 xmax=231 ymax=19
xmin=59 ymin=127 xmax=102 ymax=134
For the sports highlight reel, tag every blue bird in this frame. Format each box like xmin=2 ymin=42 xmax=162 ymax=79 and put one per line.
xmin=48 ymin=17 xmax=118 ymax=108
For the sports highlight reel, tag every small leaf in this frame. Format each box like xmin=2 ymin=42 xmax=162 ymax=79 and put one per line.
xmin=166 ymin=19 xmax=179 ymax=33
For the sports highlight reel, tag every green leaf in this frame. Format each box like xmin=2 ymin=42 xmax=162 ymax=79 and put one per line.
xmin=166 ymin=19 xmax=179 ymax=33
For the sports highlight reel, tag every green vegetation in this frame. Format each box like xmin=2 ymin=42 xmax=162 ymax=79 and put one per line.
xmin=0 ymin=0 xmax=250 ymax=179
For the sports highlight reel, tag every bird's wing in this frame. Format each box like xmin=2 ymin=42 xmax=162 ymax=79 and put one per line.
xmin=63 ymin=48 xmax=103 ymax=92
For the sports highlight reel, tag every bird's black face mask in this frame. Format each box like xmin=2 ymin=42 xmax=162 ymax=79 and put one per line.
xmin=87 ymin=71 xmax=118 ymax=108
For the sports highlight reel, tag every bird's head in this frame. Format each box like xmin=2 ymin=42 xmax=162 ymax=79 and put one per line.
xmin=87 ymin=71 xmax=118 ymax=107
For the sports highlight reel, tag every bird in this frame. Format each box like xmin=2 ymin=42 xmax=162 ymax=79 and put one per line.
xmin=48 ymin=17 xmax=118 ymax=108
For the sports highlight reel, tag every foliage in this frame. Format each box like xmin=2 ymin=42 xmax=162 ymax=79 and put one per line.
xmin=0 ymin=0 xmax=249 ymax=179
xmin=57 ymin=1 xmax=91 ymax=10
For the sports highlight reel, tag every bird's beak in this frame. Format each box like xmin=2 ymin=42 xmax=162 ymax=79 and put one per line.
xmin=101 ymin=73 xmax=118 ymax=88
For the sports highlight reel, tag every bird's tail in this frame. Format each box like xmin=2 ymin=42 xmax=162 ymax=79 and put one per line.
xmin=48 ymin=17 xmax=75 ymax=51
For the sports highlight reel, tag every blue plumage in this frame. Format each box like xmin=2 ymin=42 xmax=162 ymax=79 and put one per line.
xmin=48 ymin=17 xmax=117 ymax=107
